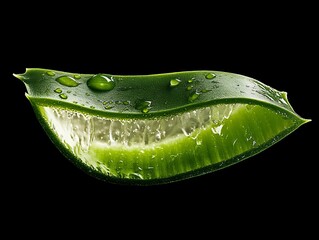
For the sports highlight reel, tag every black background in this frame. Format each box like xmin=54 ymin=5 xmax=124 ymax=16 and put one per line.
xmin=1 ymin=4 xmax=317 ymax=234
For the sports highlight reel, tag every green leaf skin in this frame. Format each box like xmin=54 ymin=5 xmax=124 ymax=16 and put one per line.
xmin=15 ymin=68 xmax=310 ymax=185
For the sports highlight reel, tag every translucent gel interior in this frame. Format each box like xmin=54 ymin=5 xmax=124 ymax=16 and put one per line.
xmin=42 ymin=104 xmax=238 ymax=152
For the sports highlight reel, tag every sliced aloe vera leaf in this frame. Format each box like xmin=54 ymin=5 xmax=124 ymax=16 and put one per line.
xmin=15 ymin=68 xmax=310 ymax=185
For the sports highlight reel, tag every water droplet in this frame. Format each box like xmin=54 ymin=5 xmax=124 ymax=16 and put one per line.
xmin=201 ymin=89 xmax=211 ymax=93
xmin=188 ymin=91 xmax=201 ymax=102
xmin=56 ymin=76 xmax=80 ymax=87
xmin=73 ymin=74 xmax=81 ymax=79
xmin=46 ymin=71 xmax=55 ymax=76
xmin=104 ymin=105 xmax=113 ymax=110
xmin=170 ymin=78 xmax=181 ymax=87
xmin=205 ymin=72 xmax=216 ymax=79
xmin=103 ymin=101 xmax=108 ymax=105
xmin=87 ymin=74 xmax=115 ymax=91
xmin=135 ymin=100 xmax=152 ymax=113
xmin=186 ymin=85 xmax=193 ymax=91
xmin=142 ymin=108 xmax=150 ymax=113
xmin=188 ymin=78 xmax=194 ymax=83
xmin=54 ymin=88 xmax=62 ymax=93
xmin=59 ymin=93 xmax=68 ymax=99
xmin=85 ymin=93 xmax=90 ymax=96
xmin=123 ymin=101 xmax=130 ymax=105
xmin=90 ymin=106 xmax=95 ymax=109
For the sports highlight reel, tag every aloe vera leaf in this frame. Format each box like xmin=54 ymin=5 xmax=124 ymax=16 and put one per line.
xmin=14 ymin=68 xmax=310 ymax=185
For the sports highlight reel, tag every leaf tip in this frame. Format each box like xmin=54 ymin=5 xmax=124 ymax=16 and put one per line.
xmin=13 ymin=73 xmax=24 ymax=81
xmin=13 ymin=68 xmax=29 ymax=81
xmin=282 ymin=91 xmax=311 ymax=125
xmin=302 ymin=118 xmax=312 ymax=124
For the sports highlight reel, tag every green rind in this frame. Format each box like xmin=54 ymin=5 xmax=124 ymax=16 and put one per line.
xmin=16 ymin=68 xmax=302 ymax=119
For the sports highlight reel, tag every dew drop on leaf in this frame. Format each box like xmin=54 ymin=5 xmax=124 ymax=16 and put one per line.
xmin=56 ymin=76 xmax=80 ymax=87
xmin=188 ymin=91 xmax=201 ymax=102
xmin=205 ymin=73 xmax=216 ymax=79
xmin=54 ymin=88 xmax=62 ymax=93
xmin=59 ymin=93 xmax=68 ymax=99
xmin=73 ymin=74 xmax=81 ymax=79
xmin=170 ymin=79 xmax=181 ymax=87
xmin=46 ymin=71 xmax=56 ymax=76
xmin=87 ymin=74 xmax=115 ymax=91
xmin=135 ymin=100 xmax=152 ymax=113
